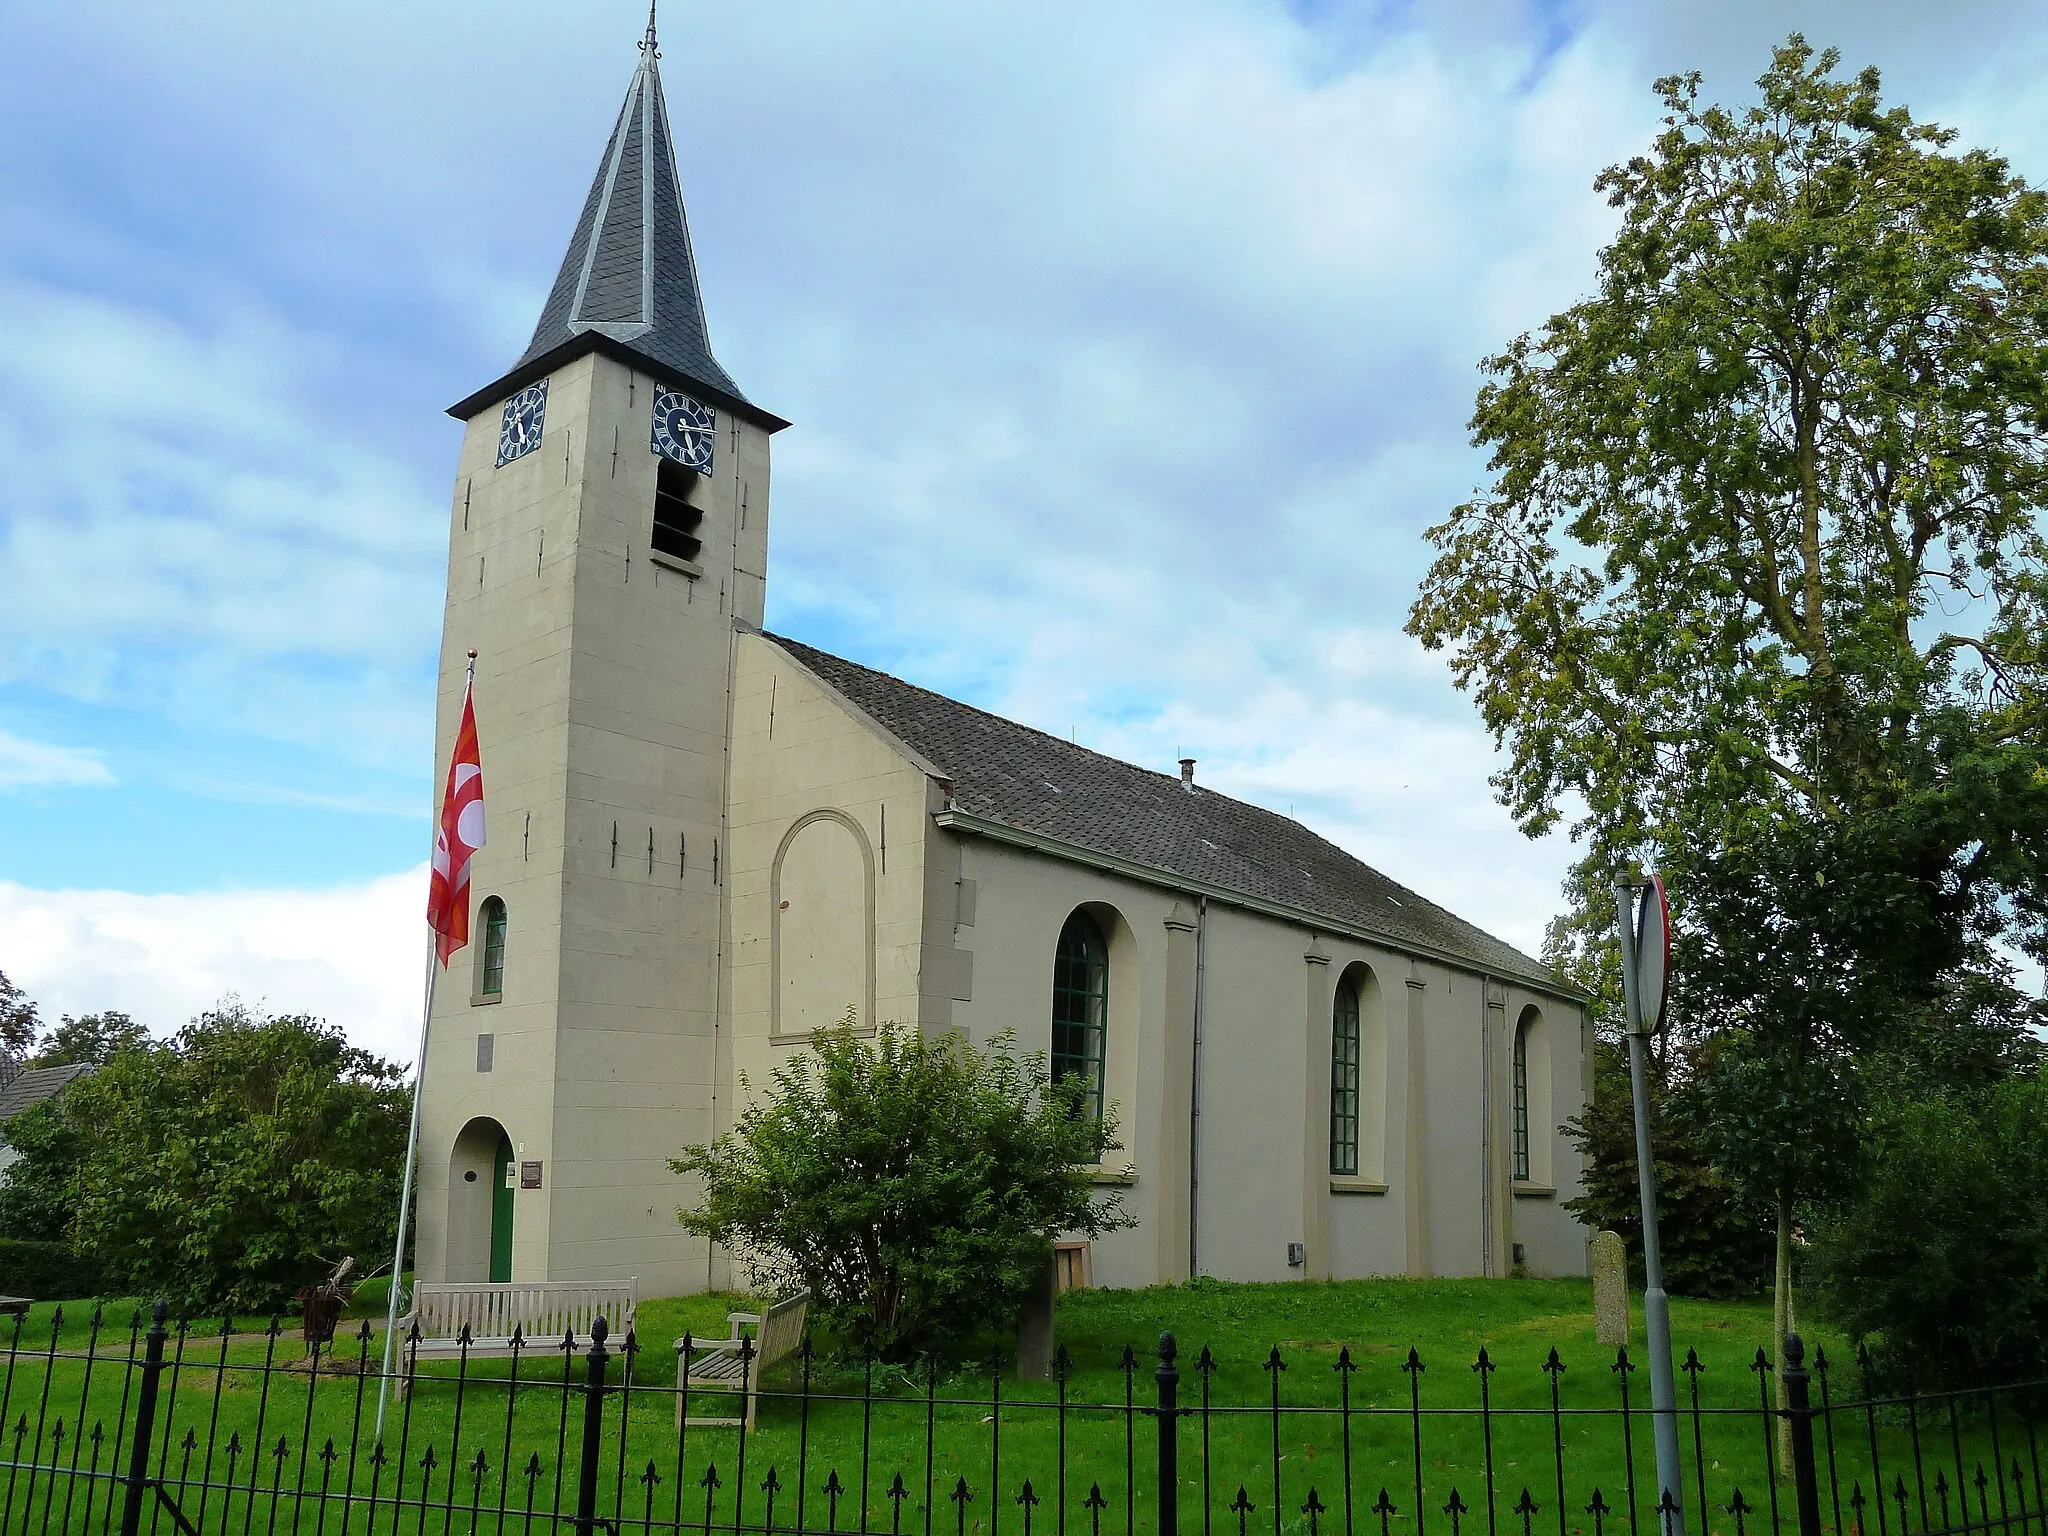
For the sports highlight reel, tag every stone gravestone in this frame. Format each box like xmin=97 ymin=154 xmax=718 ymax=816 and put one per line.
xmin=1016 ymin=1248 xmax=1057 ymax=1380
xmin=1591 ymin=1230 xmax=1630 ymax=1348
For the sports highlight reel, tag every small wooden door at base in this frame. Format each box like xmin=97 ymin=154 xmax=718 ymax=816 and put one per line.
xmin=489 ymin=1133 xmax=515 ymax=1283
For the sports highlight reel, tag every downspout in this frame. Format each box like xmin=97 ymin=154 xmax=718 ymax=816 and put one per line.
xmin=1478 ymin=971 xmax=1494 ymax=1279
xmin=1189 ymin=894 xmax=1209 ymax=1279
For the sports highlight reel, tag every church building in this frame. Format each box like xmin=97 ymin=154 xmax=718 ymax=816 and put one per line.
xmin=416 ymin=23 xmax=1591 ymax=1301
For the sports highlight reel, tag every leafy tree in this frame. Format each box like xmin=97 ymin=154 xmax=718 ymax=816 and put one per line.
xmin=0 ymin=971 xmax=38 ymax=1059
xmin=1810 ymin=1078 xmax=2048 ymax=1391
xmin=0 ymin=1098 xmax=86 ymax=1245
xmin=1408 ymin=36 xmax=2048 ymax=1380
xmin=673 ymin=1019 xmax=1132 ymax=1360
xmin=1560 ymin=1041 xmax=1773 ymax=1300
xmin=1545 ymin=897 xmax=1773 ymax=1300
xmin=31 ymin=1011 xmax=148 ymax=1068
xmin=53 ymin=1000 xmax=411 ymax=1311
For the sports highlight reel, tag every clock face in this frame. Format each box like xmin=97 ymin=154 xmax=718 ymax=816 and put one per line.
xmin=497 ymin=380 xmax=549 ymax=467
xmin=650 ymin=387 xmax=716 ymax=473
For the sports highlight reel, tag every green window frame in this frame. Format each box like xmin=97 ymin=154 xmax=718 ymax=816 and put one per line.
xmin=1051 ymin=912 xmax=1108 ymax=1121
xmin=1512 ymin=1020 xmax=1531 ymax=1182
xmin=1330 ymin=980 xmax=1361 ymax=1176
xmin=479 ymin=897 xmax=508 ymax=999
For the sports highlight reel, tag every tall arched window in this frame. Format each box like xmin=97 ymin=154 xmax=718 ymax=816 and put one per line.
xmin=1051 ymin=912 xmax=1108 ymax=1120
xmin=1330 ymin=980 xmax=1361 ymax=1175
xmin=477 ymin=897 xmax=508 ymax=1001
xmin=1512 ymin=1016 xmax=1531 ymax=1182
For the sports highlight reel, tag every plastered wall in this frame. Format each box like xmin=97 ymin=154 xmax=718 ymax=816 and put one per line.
xmin=420 ymin=352 xmax=777 ymax=1299
xmin=937 ymin=830 xmax=1593 ymax=1287
xmin=724 ymin=638 xmax=956 ymax=1095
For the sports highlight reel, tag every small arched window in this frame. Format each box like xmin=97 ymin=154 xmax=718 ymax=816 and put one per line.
xmin=1512 ymin=1016 xmax=1531 ymax=1182
xmin=1330 ymin=980 xmax=1361 ymax=1175
xmin=477 ymin=897 xmax=508 ymax=1001
xmin=1051 ymin=912 xmax=1109 ymax=1120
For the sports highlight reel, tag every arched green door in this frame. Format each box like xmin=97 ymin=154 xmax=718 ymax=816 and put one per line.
xmin=489 ymin=1133 xmax=515 ymax=1283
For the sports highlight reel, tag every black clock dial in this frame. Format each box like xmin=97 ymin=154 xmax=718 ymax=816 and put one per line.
xmin=497 ymin=379 xmax=549 ymax=467
xmin=650 ymin=386 xmax=715 ymax=473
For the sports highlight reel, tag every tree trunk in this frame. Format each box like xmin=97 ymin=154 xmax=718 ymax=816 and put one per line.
xmin=1773 ymin=1193 xmax=1794 ymax=1481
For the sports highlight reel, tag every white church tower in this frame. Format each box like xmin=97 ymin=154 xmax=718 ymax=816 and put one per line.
xmin=415 ymin=18 xmax=786 ymax=1297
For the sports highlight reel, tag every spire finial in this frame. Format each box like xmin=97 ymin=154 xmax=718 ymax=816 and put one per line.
xmin=640 ymin=1 xmax=659 ymax=58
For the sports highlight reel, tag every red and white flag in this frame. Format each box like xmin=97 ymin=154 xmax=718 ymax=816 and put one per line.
xmin=427 ymin=678 xmax=486 ymax=965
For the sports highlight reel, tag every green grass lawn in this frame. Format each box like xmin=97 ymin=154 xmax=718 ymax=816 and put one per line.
xmin=0 ymin=1278 xmax=2029 ymax=1536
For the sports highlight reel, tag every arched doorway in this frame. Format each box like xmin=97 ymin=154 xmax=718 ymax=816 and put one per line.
xmin=448 ymin=1117 xmax=516 ymax=1283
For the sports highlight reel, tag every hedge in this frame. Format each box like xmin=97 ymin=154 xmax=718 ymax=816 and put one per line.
xmin=0 ymin=1238 xmax=106 ymax=1301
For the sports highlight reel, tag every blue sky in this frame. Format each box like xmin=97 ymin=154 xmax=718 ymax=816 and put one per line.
xmin=3 ymin=0 xmax=2044 ymax=1057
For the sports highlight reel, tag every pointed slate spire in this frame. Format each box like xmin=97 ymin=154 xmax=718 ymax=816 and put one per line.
xmin=451 ymin=16 xmax=782 ymax=428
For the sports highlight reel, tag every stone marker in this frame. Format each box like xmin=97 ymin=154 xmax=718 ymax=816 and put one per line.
xmin=1592 ymin=1230 xmax=1630 ymax=1348
xmin=1016 ymin=1248 xmax=1057 ymax=1380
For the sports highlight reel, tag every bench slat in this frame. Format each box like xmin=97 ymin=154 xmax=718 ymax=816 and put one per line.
xmin=404 ymin=1283 xmax=636 ymax=1353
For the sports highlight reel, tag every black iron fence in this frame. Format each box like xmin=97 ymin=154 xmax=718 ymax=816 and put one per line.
xmin=0 ymin=1302 xmax=2040 ymax=1536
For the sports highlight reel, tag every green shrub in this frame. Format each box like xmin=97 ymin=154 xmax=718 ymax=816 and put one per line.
xmin=672 ymin=1020 xmax=1132 ymax=1360
xmin=1810 ymin=1079 xmax=2048 ymax=1390
xmin=1561 ymin=1041 xmax=1774 ymax=1298
xmin=57 ymin=1003 xmax=411 ymax=1313
xmin=0 ymin=1098 xmax=88 ymax=1243
xmin=0 ymin=1238 xmax=104 ymax=1301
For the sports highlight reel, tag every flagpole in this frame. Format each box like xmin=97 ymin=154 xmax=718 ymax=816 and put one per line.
xmin=376 ymin=649 xmax=477 ymax=1440
xmin=375 ymin=934 xmax=440 ymax=1439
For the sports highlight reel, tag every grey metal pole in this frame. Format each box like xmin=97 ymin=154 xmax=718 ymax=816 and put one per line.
xmin=376 ymin=651 xmax=477 ymax=1438
xmin=375 ymin=940 xmax=438 ymax=1440
xmin=1616 ymin=879 xmax=1685 ymax=1535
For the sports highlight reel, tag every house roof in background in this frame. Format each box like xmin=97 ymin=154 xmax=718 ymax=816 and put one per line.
xmin=763 ymin=632 xmax=1565 ymax=993
xmin=0 ymin=1064 xmax=93 ymax=1128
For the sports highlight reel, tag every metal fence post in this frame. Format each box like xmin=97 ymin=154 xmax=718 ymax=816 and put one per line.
xmin=117 ymin=1302 xmax=169 ymax=1536
xmin=1157 ymin=1332 xmax=1180 ymax=1536
xmin=575 ymin=1316 xmax=612 ymax=1536
xmin=1782 ymin=1334 xmax=1823 ymax=1536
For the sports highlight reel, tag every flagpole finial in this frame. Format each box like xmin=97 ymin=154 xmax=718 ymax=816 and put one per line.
xmin=467 ymin=648 xmax=478 ymax=659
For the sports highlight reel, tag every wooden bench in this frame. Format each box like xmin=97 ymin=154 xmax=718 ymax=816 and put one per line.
xmin=675 ymin=1291 xmax=809 ymax=1430
xmin=396 ymin=1280 xmax=637 ymax=1398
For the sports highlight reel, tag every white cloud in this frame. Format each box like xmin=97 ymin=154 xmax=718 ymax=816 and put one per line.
xmin=0 ymin=870 xmax=426 ymax=1066
xmin=5 ymin=0 xmax=2047 ymax=962
xmin=0 ymin=730 xmax=113 ymax=789
xmin=0 ymin=279 xmax=444 ymax=770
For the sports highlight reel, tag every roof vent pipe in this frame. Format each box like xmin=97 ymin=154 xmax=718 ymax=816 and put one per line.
xmin=1179 ymin=757 xmax=1197 ymax=791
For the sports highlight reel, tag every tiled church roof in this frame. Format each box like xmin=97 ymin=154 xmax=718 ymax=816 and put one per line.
xmin=765 ymin=633 xmax=1565 ymax=992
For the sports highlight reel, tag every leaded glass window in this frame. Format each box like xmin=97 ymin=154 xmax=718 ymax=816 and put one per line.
xmin=480 ymin=897 xmax=508 ymax=999
xmin=1330 ymin=980 xmax=1360 ymax=1175
xmin=1512 ymin=1020 xmax=1531 ymax=1182
xmin=1051 ymin=912 xmax=1108 ymax=1121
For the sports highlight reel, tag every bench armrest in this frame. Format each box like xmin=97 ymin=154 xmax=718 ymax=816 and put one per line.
xmin=675 ymin=1315 xmax=759 ymax=1354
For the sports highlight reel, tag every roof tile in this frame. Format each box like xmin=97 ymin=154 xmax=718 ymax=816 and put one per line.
xmin=763 ymin=633 xmax=1562 ymax=990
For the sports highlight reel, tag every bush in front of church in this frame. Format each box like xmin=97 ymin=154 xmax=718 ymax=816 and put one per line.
xmin=10 ymin=1001 xmax=413 ymax=1313
xmin=1808 ymin=1078 xmax=2048 ymax=1392
xmin=673 ymin=1017 xmax=1133 ymax=1360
